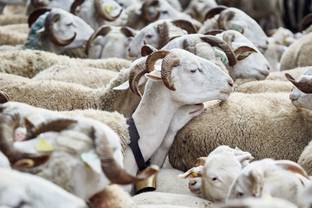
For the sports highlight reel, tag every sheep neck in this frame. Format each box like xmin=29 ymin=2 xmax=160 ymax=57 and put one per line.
xmin=124 ymin=81 xmax=179 ymax=173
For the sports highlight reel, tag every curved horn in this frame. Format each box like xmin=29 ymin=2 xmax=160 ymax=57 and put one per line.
xmin=218 ymin=10 xmax=235 ymax=30
xmin=44 ymin=13 xmax=77 ymax=46
xmin=128 ymin=61 xmax=149 ymax=97
xmin=171 ymin=19 xmax=197 ymax=34
xmin=200 ymin=35 xmax=237 ymax=66
xmin=24 ymin=118 xmax=77 ymax=140
xmin=161 ymin=53 xmax=180 ymax=91
xmin=86 ymin=26 xmax=111 ymax=55
xmin=204 ymin=6 xmax=227 ymax=20
xmin=204 ymin=29 xmax=224 ymax=36
xmin=0 ymin=91 xmax=9 ymax=104
xmin=141 ymin=0 xmax=160 ymax=22
xmin=28 ymin=8 xmax=51 ymax=28
xmin=95 ymin=0 xmax=123 ymax=21
xmin=121 ymin=27 xmax=136 ymax=37
xmin=285 ymin=73 xmax=312 ymax=94
xmin=0 ymin=114 xmax=49 ymax=167
xmin=94 ymin=129 xmax=159 ymax=184
xmin=70 ymin=0 xmax=85 ymax=14
xmin=157 ymin=22 xmax=170 ymax=49
xmin=300 ymin=13 xmax=312 ymax=31
xmin=146 ymin=50 xmax=170 ymax=72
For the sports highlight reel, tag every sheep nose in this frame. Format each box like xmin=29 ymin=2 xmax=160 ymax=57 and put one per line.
xmin=227 ymin=79 xmax=234 ymax=87
xmin=289 ymin=93 xmax=299 ymax=101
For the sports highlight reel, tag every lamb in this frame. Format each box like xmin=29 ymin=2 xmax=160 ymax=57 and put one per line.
xmin=70 ymin=0 xmax=123 ymax=29
xmin=0 ymin=49 xmax=130 ymax=78
xmin=0 ymin=168 xmax=89 ymax=208
xmin=179 ymin=146 xmax=254 ymax=202
xmin=33 ymin=65 xmax=118 ymax=88
xmin=199 ymin=6 xmax=269 ymax=52
xmin=87 ymin=25 xmax=137 ymax=59
xmin=280 ymin=32 xmax=312 ymax=70
xmin=219 ymin=197 xmax=297 ymax=208
xmin=168 ymin=92 xmax=312 ymax=171
xmin=128 ymin=19 xmax=197 ymax=58
xmin=227 ymin=159 xmax=310 ymax=205
xmin=163 ymin=30 xmax=271 ymax=81
xmin=25 ymin=8 xmax=94 ymax=58
xmin=0 ymin=23 xmax=28 ymax=45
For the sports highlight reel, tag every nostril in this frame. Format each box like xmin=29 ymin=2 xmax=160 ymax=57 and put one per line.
xmin=228 ymin=79 xmax=234 ymax=87
xmin=267 ymin=65 xmax=270 ymax=71
xmin=289 ymin=93 xmax=299 ymax=101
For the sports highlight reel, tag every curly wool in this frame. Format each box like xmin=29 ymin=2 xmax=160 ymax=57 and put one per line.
xmin=0 ymin=14 xmax=27 ymax=26
xmin=0 ymin=23 xmax=28 ymax=45
xmin=169 ymin=93 xmax=312 ymax=171
xmin=298 ymin=140 xmax=312 ymax=175
xmin=236 ymin=80 xmax=293 ymax=94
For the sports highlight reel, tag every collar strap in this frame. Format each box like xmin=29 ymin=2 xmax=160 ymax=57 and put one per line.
xmin=127 ymin=117 xmax=149 ymax=171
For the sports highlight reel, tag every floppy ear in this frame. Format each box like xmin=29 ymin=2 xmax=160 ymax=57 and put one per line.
xmin=195 ymin=157 xmax=207 ymax=167
xmin=179 ymin=166 xmax=204 ymax=179
xmin=114 ymin=76 xmax=148 ymax=90
xmin=248 ymin=168 xmax=264 ymax=197
xmin=234 ymin=46 xmax=257 ymax=61
xmin=141 ymin=45 xmax=157 ymax=57
xmin=274 ymin=160 xmax=309 ymax=179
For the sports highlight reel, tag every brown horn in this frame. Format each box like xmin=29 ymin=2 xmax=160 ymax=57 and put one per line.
xmin=30 ymin=0 xmax=46 ymax=8
xmin=146 ymin=50 xmax=170 ymax=72
xmin=157 ymin=22 xmax=170 ymax=49
xmin=204 ymin=6 xmax=227 ymax=20
xmin=204 ymin=29 xmax=224 ymax=36
xmin=95 ymin=0 xmax=123 ymax=21
xmin=44 ymin=13 xmax=77 ymax=46
xmin=70 ymin=0 xmax=85 ymax=14
xmin=218 ymin=10 xmax=235 ymax=30
xmin=275 ymin=160 xmax=310 ymax=179
xmin=141 ymin=0 xmax=160 ymax=22
xmin=121 ymin=27 xmax=136 ymax=37
xmin=128 ymin=61 xmax=149 ymax=97
xmin=0 ymin=114 xmax=49 ymax=166
xmin=171 ymin=19 xmax=197 ymax=34
xmin=161 ymin=53 xmax=180 ymax=91
xmin=24 ymin=118 xmax=77 ymax=140
xmin=200 ymin=35 xmax=237 ymax=66
xmin=86 ymin=26 xmax=111 ymax=55
xmin=94 ymin=128 xmax=159 ymax=184
xmin=285 ymin=73 xmax=312 ymax=94
xmin=300 ymin=13 xmax=312 ymax=32
xmin=0 ymin=91 xmax=9 ymax=104
xmin=28 ymin=8 xmax=51 ymax=28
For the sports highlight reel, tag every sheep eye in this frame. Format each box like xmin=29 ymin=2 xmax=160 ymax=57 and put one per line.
xmin=190 ymin=69 xmax=197 ymax=73
xmin=66 ymin=22 xmax=74 ymax=27
xmin=146 ymin=34 xmax=153 ymax=39
xmin=237 ymin=192 xmax=244 ymax=197
xmin=212 ymin=177 xmax=218 ymax=181
xmin=161 ymin=10 xmax=168 ymax=14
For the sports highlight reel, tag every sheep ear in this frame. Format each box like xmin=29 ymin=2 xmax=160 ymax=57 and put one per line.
xmin=234 ymin=46 xmax=257 ymax=61
xmin=179 ymin=166 xmax=203 ymax=179
xmin=236 ymin=154 xmax=254 ymax=166
xmin=195 ymin=157 xmax=207 ymax=167
xmin=274 ymin=160 xmax=309 ymax=179
xmin=248 ymin=169 xmax=264 ymax=197
xmin=113 ymin=81 xmax=130 ymax=91
xmin=28 ymin=8 xmax=51 ymax=28
xmin=0 ymin=91 xmax=9 ymax=104
xmin=141 ymin=45 xmax=157 ymax=57
xmin=300 ymin=13 xmax=312 ymax=32
xmin=145 ymin=70 xmax=162 ymax=81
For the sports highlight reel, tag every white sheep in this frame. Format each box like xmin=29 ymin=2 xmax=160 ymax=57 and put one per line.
xmin=236 ymin=80 xmax=292 ymax=94
xmin=219 ymin=197 xmax=297 ymax=208
xmin=0 ymin=23 xmax=28 ymax=45
xmin=179 ymin=146 xmax=254 ymax=202
xmin=184 ymin=0 xmax=217 ymax=22
xmin=199 ymin=6 xmax=269 ymax=52
xmin=227 ymin=159 xmax=310 ymax=205
xmin=299 ymin=182 xmax=312 ymax=208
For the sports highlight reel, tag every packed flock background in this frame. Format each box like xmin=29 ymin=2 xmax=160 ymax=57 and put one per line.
xmin=0 ymin=0 xmax=312 ymax=207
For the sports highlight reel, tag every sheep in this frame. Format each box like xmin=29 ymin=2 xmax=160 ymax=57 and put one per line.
xmin=280 ymin=32 xmax=312 ymax=70
xmin=236 ymin=80 xmax=293 ymax=94
xmin=179 ymin=146 xmax=254 ymax=202
xmin=0 ymin=152 xmax=10 ymax=168
xmin=219 ymin=197 xmax=297 ymax=208
xmin=0 ymin=50 xmax=130 ymax=78
xmin=0 ymin=14 xmax=27 ymax=25
xmin=266 ymin=67 xmax=311 ymax=81
xmin=227 ymin=159 xmax=310 ymax=205
xmin=25 ymin=8 xmax=94 ymax=58
xmin=33 ymin=65 xmax=118 ymax=88
xmin=123 ymin=0 xmax=201 ymax=30
xmin=299 ymin=182 xmax=312 ymax=208
xmin=163 ymin=30 xmax=271 ymax=81
xmin=70 ymin=0 xmax=123 ymax=29
xmin=199 ymin=6 xmax=269 ymax=52
xmin=184 ymin=0 xmax=217 ymax=22
xmin=168 ymin=92 xmax=312 ymax=171
xmin=26 ymin=0 xmax=74 ymax=14
xmin=87 ymin=25 xmax=137 ymax=59
xmin=128 ymin=19 xmax=197 ymax=59
xmin=0 ymin=168 xmax=89 ymax=208
xmin=133 ymin=192 xmax=213 ymax=208
xmin=0 ymin=23 xmax=28 ymax=45
xmin=0 ymin=0 xmax=27 ymax=14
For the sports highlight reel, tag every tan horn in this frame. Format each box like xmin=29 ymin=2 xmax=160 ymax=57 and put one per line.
xmin=86 ymin=26 xmax=111 ymax=55
xmin=146 ymin=50 xmax=170 ymax=72
xmin=94 ymin=129 xmax=159 ymax=184
xmin=201 ymin=35 xmax=237 ymax=66
xmin=204 ymin=6 xmax=227 ymax=20
xmin=161 ymin=53 xmax=180 ymax=91
xmin=171 ymin=19 xmax=197 ymax=34
xmin=45 ymin=13 xmax=77 ymax=46
xmin=128 ymin=61 xmax=149 ymax=97
xmin=157 ymin=22 xmax=170 ymax=49
xmin=285 ymin=73 xmax=312 ymax=94
xmin=95 ymin=0 xmax=123 ymax=21
xmin=275 ymin=160 xmax=310 ymax=179
xmin=70 ymin=0 xmax=85 ymax=14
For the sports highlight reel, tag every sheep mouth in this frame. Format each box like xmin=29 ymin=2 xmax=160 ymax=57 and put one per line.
xmin=189 ymin=103 xmax=205 ymax=115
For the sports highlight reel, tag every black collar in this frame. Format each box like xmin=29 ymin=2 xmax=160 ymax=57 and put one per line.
xmin=127 ymin=117 xmax=150 ymax=171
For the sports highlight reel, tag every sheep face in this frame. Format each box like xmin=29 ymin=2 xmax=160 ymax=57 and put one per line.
xmin=40 ymin=9 xmax=94 ymax=54
xmin=128 ymin=20 xmax=186 ymax=58
xmin=287 ymin=68 xmax=312 ymax=110
xmin=150 ymin=49 xmax=233 ymax=104
xmin=87 ymin=26 xmax=136 ymax=59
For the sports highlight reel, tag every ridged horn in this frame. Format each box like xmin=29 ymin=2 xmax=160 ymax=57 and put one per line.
xmin=95 ymin=0 xmax=123 ymax=21
xmin=204 ymin=6 xmax=227 ymax=20
xmin=171 ymin=19 xmax=197 ymax=34
xmin=200 ymin=35 xmax=237 ymax=66
xmin=128 ymin=61 xmax=149 ymax=97
xmin=285 ymin=73 xmax=312 ymax=94
xmin=70 ymin=0 xmax=85 ymax=14
xmin=161 ymin=52 xmax=180 ymax=90
xmin=44 ymin=12 xmax=77 ymax=46
xmin=157 ymin=22 xmax=170 ymax=49
xmin=94 ymin=128 xmax=159 ymax=184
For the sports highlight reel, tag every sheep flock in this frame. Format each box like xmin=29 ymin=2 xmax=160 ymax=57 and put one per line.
xmin=1 ymin=0 xmax=312 ymax=207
